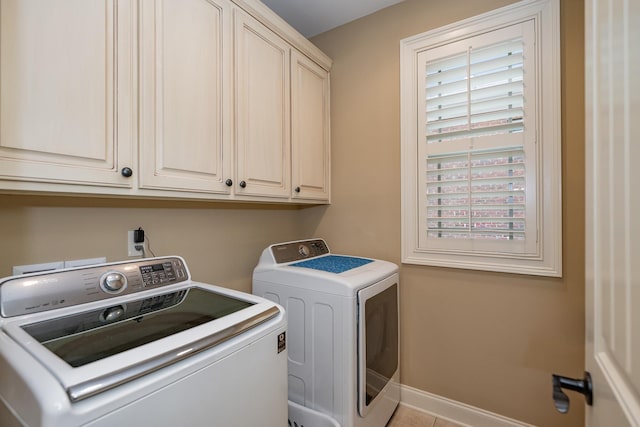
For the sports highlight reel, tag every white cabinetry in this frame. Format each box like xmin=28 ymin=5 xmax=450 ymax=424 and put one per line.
xmin=0 ymin=0 xmax=331 ymax=204
xmin=291 ymin=51 xmax=330 ymax=201
xmin=234 ymin=10 xmax=331 ymax=202
xmin=0 ymin=0 xmax=135 ymax=188
xmin=234 ymin=9 xmax=291 ymax=199
xmin=139 ymin=0 xmax=233 ymax=195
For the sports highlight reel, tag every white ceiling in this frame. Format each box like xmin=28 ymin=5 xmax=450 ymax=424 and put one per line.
xmin=260 ymin=0 xmax=405 ymax=38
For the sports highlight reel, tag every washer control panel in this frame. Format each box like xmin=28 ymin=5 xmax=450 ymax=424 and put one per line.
xmin=139 ymin=260 xmax=186 ymax=287
xmin=270 ymin=239 xmax=330 ymax=264
xmin=0 ymin=257 xmax=189 ymax=317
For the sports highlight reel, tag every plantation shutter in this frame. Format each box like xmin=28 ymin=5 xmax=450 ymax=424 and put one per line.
xmin=426 ymin=147 xmax=526 ymax=241
xmin=425 ymin=39 xmax=525 ymax=143
xmin=417 ymin=21 xmax=537 ymax=254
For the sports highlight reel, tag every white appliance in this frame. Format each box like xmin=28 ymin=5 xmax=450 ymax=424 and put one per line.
xmin=0 ymin=256 xmax=287 ymax=427
xmin=253 ymin=239 xmax=399 ymax=427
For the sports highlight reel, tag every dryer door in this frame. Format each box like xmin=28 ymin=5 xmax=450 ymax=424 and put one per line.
xmin=357 ymin=273 xmax=399 ymax=417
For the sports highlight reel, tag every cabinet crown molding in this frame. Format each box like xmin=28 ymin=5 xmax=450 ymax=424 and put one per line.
xmin=231 ymin=0 xmax=333 ymax=71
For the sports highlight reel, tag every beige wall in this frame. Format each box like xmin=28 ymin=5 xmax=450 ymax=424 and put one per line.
xmin=0 ymin=195 xmax=306 ymax=292
xmin=305 ymin=0 xmax=585 ymax=426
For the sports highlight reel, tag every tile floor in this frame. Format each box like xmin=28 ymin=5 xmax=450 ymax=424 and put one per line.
xmin=387 ymin=404 xmax=464 ymax=427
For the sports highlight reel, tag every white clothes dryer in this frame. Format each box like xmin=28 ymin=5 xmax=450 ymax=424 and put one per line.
xmin=253 ymin=239 xmax=400 ymax=427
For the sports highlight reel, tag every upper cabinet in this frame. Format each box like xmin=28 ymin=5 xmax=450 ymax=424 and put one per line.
xmin=291 ymin=51 xmax=330 ymax=201
xmin=0 ymin=0 xmax=331 ymax=204
xmin=234 ymin=9 xmax=291 ymax=199
xmin=234 ymin=9 xmax=331 ymax=202
xmin=0 ymin=0 xmax=135 ymax=189
xmin=138 ymin=0 xmax=233 ymax=195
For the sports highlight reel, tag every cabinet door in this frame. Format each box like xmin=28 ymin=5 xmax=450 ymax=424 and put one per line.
xmin=0 ymin=0 xmax=134 ymax=188
xmin=235 ymin=10 xmax=290 ymax=198
xmin=139 ymin=0 xmax=232 ymax=194
xmin=291 ymin=51 xmax=330 ymax=201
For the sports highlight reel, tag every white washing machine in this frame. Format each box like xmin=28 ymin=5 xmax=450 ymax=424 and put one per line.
xmin=0 ymin=256 xmax=287 ymax=427
xmin=253 ymin=239 xmax=400 ymax=427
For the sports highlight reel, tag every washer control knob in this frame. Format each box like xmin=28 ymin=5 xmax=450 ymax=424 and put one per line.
xmin=101 ymin=272 xmax=127 ymax=293
xmin=102 ymin=305 xmax=125 ymax=322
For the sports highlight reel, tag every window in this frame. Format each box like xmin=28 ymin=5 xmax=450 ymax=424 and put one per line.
xmin=400 ymin=0 xmax=561 ymax=276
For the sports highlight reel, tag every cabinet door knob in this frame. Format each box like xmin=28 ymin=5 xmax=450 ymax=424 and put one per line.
xmin=225 ymin=179 xmax=233 ymax=187
xmin=121 ymin=167 xmax=133 ymax=178
xmin=239 ymin=180 xmax=247 ymax=188
xmin=294 ymin=186 xmax=301 ymax=193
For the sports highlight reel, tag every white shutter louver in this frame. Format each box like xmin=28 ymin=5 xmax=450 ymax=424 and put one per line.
xmin=426 ymin=147 xmax=526 ymax=241
xmin=426 ymin=38 xmax=525 ymax=143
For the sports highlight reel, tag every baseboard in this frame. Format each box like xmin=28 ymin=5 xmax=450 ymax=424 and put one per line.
xmin=399 ymin=384 xmax=536 ymax=427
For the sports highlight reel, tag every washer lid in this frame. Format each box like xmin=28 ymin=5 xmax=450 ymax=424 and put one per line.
xmin=2 ymin=283 xmax=281 ymax=402
xmin=21 ymin=287 xmax=253 ymax=368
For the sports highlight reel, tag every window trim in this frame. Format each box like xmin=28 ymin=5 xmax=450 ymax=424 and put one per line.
xmin=400 ymin=0 xmax=562 ymax=277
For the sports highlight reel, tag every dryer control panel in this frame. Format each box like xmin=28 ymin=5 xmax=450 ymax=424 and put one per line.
xmin=270 ymin=239 xmax=330 ymax=263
